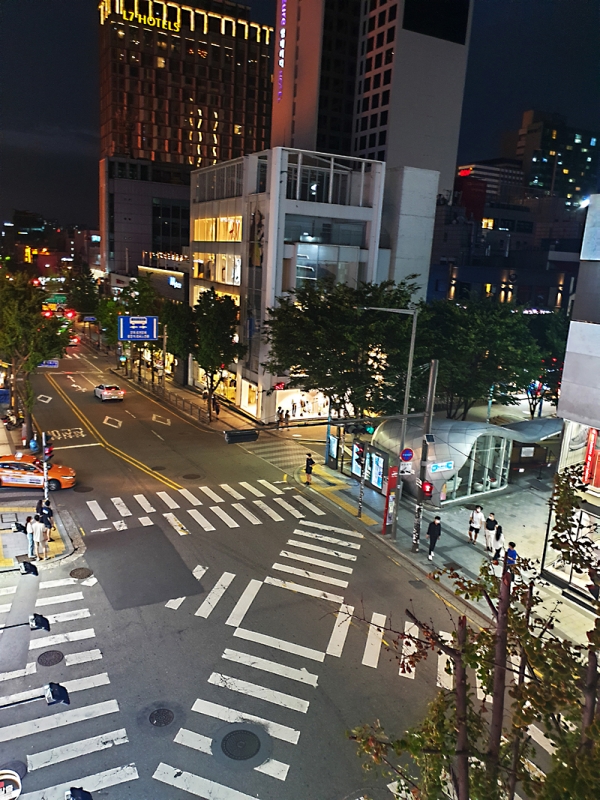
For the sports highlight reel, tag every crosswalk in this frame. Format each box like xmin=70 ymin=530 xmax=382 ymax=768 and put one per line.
xmin=84 ymin=480 xmax=326 ymax=533
xmin=0 ymin=573 xmax=138 ymax=798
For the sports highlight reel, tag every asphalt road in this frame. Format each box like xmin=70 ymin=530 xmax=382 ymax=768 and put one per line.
xmin=0 ymin=342 xmax=473 ymax=800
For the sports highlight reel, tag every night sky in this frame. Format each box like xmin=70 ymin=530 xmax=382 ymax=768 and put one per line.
xmin=0 ymin=0 xmax=598 ymax=228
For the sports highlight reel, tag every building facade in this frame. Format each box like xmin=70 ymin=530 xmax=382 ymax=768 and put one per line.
xmin=189 ymin=148 xmax=385 ymax=422
xmin=457 ymin=158 xmax=524 ymax=203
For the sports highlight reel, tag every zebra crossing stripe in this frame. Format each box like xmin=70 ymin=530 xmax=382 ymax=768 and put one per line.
xmin=273 ymin=497 xmax=304 ymax=518
xmin=253 ymin=500 xmax=283 ymax=521
xmin=193 ymin=565 xmax=208 ymax=580
xmin=178 ymin=488 xmax=202 ymax=506
xmin=87 ymin=500 xmax=106 ymax=521
xmin=0 ymin=663 xmax=36 ymax=682
xmin=271 ymin=562 xmax=348 ymax=588
xmin=27 ymin=727 xmax=129 ymax=771
xmin=157 ymin=491 xmax=179 ymax=509
xmin=187 ymin=509 xmax=215 ymax=531
xmin=233 ymin=626 xmax=326 ymax=662
xmin=163 ymin=512 xmax=190 ymax=536
xmin=279 ymin=550 xmax=353 ymax=574
xmin=264 ymin=576 xmax=344 ymax=605
xmin=133 ymin=494 xmax=155 ymax=513
xmin=113 ymin=520 xmax=127 ymax=531
xmin=0 ymin=586 xmax=17 ymax=596
xmin=257 ymin=479 xmax=284 ymax=495
xmin=191 ymin=699 xmax=301 ymax=744
xmin=222 ymin=648 xmax=319 ymax=687
xmin=0 ymin=698 xmax=119 ymax=743
xmin=20 ymin=763 xmax=139 ymax=800
xmin=153 ymin=761 xmax=265 ymax=798
xmin=399 ymin=622 xmax=418 ymax=679
xmin=111 ymin=497 xmax=131 ymax=517
xmin=326 ymin=604 xmax=354 ymax=658
xmin=437 ymin=632 xmax=454 ymax=689
xmin=239 ymin=481 xmax=264 ymax=497
xmin=208 ymin=672 xmax=310 ymax=712
xmin=231 ymin=503 xmax=261 ymax=525
xmin=362 ymin=613 xmax=386 ymax=669
xmin=45 ymin=609 xmax=91 ymax=625
xmin=287 ymin=539 xmax=357 ymax=561
xmin=220 ymin=483 xmax=245 ymax=500
xmin=139 ymin=516 xmax=153 ymax=526
xmin=225 ymin=579 xmax=262 ymax=628
xmin=36 ymin=592 xmax=84 ymax=607
xmin=29 ymin=628 xmax=95 ymax=651
xmin=255 ymin=758 xmax=290 ymax=781
xmin=210 ymin=506 xmax=239 ymax=528
xmin=0 ymin=603 xmax=11 ymax=614
xmin=292 ymin=494 xmax=326 ymax=515
xmin=195 ymin=572 xmax=236 ymax=618
xmin=199 ymin=486 xmax=225 ymax=503
xmin=165 ymin=597 xmax=186 ymax=610
xmin=299 ymin=520 xmax=363 ymax=538
xmin=64 ymin=649 xmax=102 ymax=666
xmin=292 ymin=528 xmax=361 ymax=549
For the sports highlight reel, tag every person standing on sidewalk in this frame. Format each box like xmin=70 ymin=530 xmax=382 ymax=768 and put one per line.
xmin=426 ymin=516 xmax=441 ymax=561
xmin=214 ymin=400 xmax=220 ymax=420
xmin=492 ymin=525 xmax=505 ymax=561
xmin=32 ymin=514 xmax=48 ymax=560
xmin=305 ymin=453 xmax=315 ymax=485
xmin=468 ymin=505 xmax=485 ymax=544
xmin=506 ymin=541 xmax=518 ymax=569
xmin=284 ymin=410 xmax=290 ymax=428
xmin=484 ymin=512 xmax=498 ymax=552
xmin=41 ymin=499 xmax=54 ymax=542
xmin=25 ymin=516 xmax=35 ymax=559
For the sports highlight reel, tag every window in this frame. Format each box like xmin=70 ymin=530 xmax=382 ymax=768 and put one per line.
xmin=376 ymin=31 xmax=384 ymax=47
xmin=378 ymin=150 xmax=385 ymax=160
xmin=369 ymin=133 xmax=376 ymax=147
xmin=378 ymin=11 xmax=386 ymax=25
xmin=234 ymin=124 xmax=242 ymax=134
xmin=381 ymin=92 xmax=389 ymax=107
xmin=481 ymin=218 xmax=494 ymax=230
xmin=591 ymin=138 xmax=597 ymax=146
xmin=383 ymin=69 xmax=391 ymax=85
xmin=156 ymin=56 xmax=166 ymax=68
xmin=380 ymin=110 xmax=388 ymax=125
xmin=360 ymin=117 xmax=368 ymax=131
xmin=373 ymin=73 xmax=381 ymax=88
xmin=371 ymin=94 xmax=379 ymax=108
xmin=374 ymin=52 xmax=382 ymax=68
xmin=385 ymin=47 xmax=394 ymax=63
xmin=364 ymin=77 xmax=371 ymax=91
xmin=386 ymin=26 xmax=395 ymax=42
xmin=359 ymin=135 xmax=366 ymax=149
xmin=367 ymin=36 xmax=374 ymax=52
xmin=551 ymin=129 xmax=557 ymax=139
xmin=365 ymin=57 xmax=372 ymax=72
xmin=362 ymin=97 xmax=369 ymax=112
xmin=388 ymin=3 xmax=397 ymax=19
xmin=378 ymin=130 xmax=386 ymax=145
xmin=194 ymin=217 xmax=216 ymax=241
xmin=370 ymin=114 xmax=378 ymax=128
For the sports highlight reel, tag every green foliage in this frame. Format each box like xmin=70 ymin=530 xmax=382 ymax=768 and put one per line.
xmin=96 ymin=298 xmax=121 ymax=347
xmin=65 ymin=268 xmax=99 ymax=313
xmin=161 ymin=300 xmax=194 ymax=360
xmin=120 ymin=273 xmax=161 ymax=316
xmin=523 ymin=312 xmax=569 ymax=418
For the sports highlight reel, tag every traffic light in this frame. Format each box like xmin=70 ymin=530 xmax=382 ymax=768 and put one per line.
xmin=354 ymin=442 xmax=365 ymax=469
xmin=422 ymin=481 xmax=434 ymax=499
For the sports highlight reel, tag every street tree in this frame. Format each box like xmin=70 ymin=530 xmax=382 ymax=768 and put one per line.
xmin=523 ymin=312 xmax=570 ymax=419
xmin=350 ymin=465 xmax=600 ymax=800
xmin=65 ymin=267 xmax=99 ymax=314
xmin=191 ymin=288 xmax=246 ymax=421
xmin=96 ymin=297 xmax=120 ymax=347
xmin=264 ymin=279 xmax=419 ymax=418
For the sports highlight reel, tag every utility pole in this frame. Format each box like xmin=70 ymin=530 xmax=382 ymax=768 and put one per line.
xmin=162 ymin=324 xmax=168 ymax=388
xmin=42 ymin=431 xmax=49 ymax=502
xmin=357 ymin=443 xmax=367 ymax=519
xmin=412 ymin=359 xmax=438 ymax=553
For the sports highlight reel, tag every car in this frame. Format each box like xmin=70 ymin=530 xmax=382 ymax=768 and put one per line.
xmin=94 ymin=384 xmax=125 ymax=401
xmin=0 ymin=454 xmax=76 ymax=491
xmin=68 ymin=335 xmax=80 ymax=346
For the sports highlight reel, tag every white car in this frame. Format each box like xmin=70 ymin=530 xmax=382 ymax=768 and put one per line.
xmin=94 ymin=384 xmax=125 ymax=402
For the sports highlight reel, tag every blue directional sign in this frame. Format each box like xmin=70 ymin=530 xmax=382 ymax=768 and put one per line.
xmin=118 ymin=315 xmax=158 ymax=341
xmin=83 ymin=316 xmax=96 ymax=322
xmin=431 ymin=460 xmax=454 ymax=473
xmin=39 ymin=360 xmax=59 ymax=368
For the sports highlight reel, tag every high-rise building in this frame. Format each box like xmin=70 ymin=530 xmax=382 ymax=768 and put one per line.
xmin=457 ymin=158 xmax=524 ymax=203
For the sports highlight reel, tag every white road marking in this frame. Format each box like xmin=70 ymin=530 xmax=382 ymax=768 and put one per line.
xmin=208 ymin=672 xmax=310 ymax=712
xmin=39 ymin=579 xmax=78 ymax=589
xmin=111 ymin=497 xmax=132 ymax=517
xmin=45 ymin=609 xmax=91 ymax=625
xmin=27 ymin=728 xmax=129 ymax=771
xmin=437 ymin=632 xmax=454 ymax=689
xmin=29 ymin=628 xmax=95 ymax=650
xmin=191 ymin=699 xmax=301 ymax=744
xmin=234 ymin=627 xmax=325 ymax=662
xmin=165 ymin=597 xmax=186 ymax=610
xmin=257 ymin=479 xmax=284 ymax=495
xmin=35 ymin=592 xmax=84 ymax=607
xmin=253 ymin=500 xmax=283 ymax=521
xmin=210 ymin=506 xmax=240 ymax=528
xmin=54 ymin=442 xmax=101 ymax=451
xmin=139 ymin=516 xmax=153 ymax=526
xmin=87 ymin=500 xmax=107 ymax=521
xmin=362 ymin=612 xmax=386 ymax=669
xmin=292 ymin=528 xmax=361 ymax=549
xmin=125 ymin=410 xmax=136 ymax=418
xmin=0 ymin=603 xmax=11 ymax=614
xmin=273 ymin=497 xmax=304 ymax=518
xmin=299 ymin=520 xmax=364 ymax=538
xmin=178 ymin=488 xmax=202 ymax=506
xmin=399 ymin=622 xmax=418 ymax=679
xmin=0 ymin=699 xmax=119 ymax=743
xmin=103 ymin=415 xmax=122 ymax=429
xmin=0 ymin=586 xmax=17 ymax=596
xmin=113 ymin=520 xmax=127 ymax=531
xmin=37 ymin=395 xmax=52 ymax=404
xmin=255 ymin=758 xmax=290 ymax=781
xmin=20 ymin=763 xmax=139 ymax=800
xmin=134 ymin=494 xmax=155 ymax=513
xmin=154 ymin=762 xmax=264 ymax=797
xmin=151 ymin=430 xmax=164 ymax=441
xmin=152 ymin=413 xmax=171 ymax=425
xmin=292 ymin=494 xmax=326 ymax=515
xmin=271 ymin=562 xmax=349 ymax=588
xmin=287 ymin=539 xmax=357 ymax=561
xmin=225 ymin=579 xmax=262 ymax=628
xmin=264 ymin=576 xmax=344 ymax=605
xmin=157 ymin=491 xmax=179 ymax=509
xmin=163 ymin=513 xmax=190 ymax=536
xmin=279 ymin=550 xmax=353 ymax=574
xmin=187 ymin=508 xmax=216 ymax=531
xmin=0 ymin=663 xmax=36 ymax=682
xmin=326 ymin=604 xmax=354 ymax=657
xmin=199 ymin=485 xmax=225 ymax=503
xmin=222 ymin=648 xmax=318 ymax=687
xmin=91 ymin=527 xmax=111 ymax=532
xmin=231 ymin=503 xmax=261 ymax=525
xmin=82 ymin=576 xmax=97 ymax=586
xmin=193 ymin=565 xmax=208 ymax=580
xmin=239 ymin=481 xmax=264 ymax=496
xmin=195 ymin=572 xmax=236 ymax=617
xmin=220 ymin=483 xmax=245 ymax=500
xmin=65 ymin=649 xmax=102 ymax=666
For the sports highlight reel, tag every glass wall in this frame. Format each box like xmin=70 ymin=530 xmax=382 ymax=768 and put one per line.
xmin=295 ymin=244 xmax=361 ymax=288
xmin=543 ymin=508 xmax=600 ymax=600
xmin=284 ymin=214 xmax=366 ymax=247
xmin=440 ymin=432 xmax=511 ymax=502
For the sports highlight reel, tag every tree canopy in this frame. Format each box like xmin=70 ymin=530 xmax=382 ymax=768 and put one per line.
xmin=65 ymin=267 xmax=99 ymax=314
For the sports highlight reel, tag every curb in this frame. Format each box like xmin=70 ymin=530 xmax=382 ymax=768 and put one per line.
xmin=0 ymin=508 xmax=76 ymax=574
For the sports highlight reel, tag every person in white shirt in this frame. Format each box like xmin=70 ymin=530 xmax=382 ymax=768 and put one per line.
xmin=32 ymin=514 xmax=48 ymax=560
xmin=468 ymin=505 xmax=485 ymax=544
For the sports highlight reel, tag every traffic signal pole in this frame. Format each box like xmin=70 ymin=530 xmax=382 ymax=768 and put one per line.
xmin=42 ymin=431 xmax=49 ymax=502
xmin=411 ymin=359 xmax=438 ymax=553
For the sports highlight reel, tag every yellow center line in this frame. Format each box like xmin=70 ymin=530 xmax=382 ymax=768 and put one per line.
xmin=46 ymin=374 xmax=182 ymax=491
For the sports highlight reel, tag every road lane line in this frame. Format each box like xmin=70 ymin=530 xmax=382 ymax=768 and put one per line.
xmin=279 ymin=550 xmax=353 ymax=574
xmin=220 ymin=483 xmax=245 ymax=500
xmin=187 ymin=508 xmax=216 ymax=531
xmin=292 ymin=495 xmax=326 ymax=515
xmin=138 ymin=516 xmax=153 ymax=526
xmin=165 ymin=597 xmax=186 ymax=610
xmin=111 ymin=497 xmax=132 ymax=517
xmin=299 ymin=520 xmax=363 ymax=538
xmin=178 ymin=488 xmax=202 ymax=506
xmin=163 ymin=512 xmax=190 ymax=536
xmin=86 ymin=501 xmax=106 ymax=521
xmin=291 ymin=528 xmax=361 ymax=549
xmin=264 ymin=576 xmax=344 ymax=605
xmin=253 ymin=500 xmax=283 ymax=521
xmin=225 ymin=579 xmax=262 ymax=628
xmin=273 ymin=497 xmax=304 ymax=518
xmin=208 ymin=672 xmax=310 ymax=712
xmin=362 ymin=613 xmax=386 ymax=669
xmin=0 ymin=699 xmax=119 ymax=742
xmin=399 ymin=622 xmax=418 ymax=679
xmin=154 ymin=762 xmax=265 ymax=797
xmin=198 ymin=486 xmax=225 ymax=503
xmin=257 ymin=479 xmax=284 ymax=495
xmin=27 ymin=728 xmax=129 ymax=771
xmin=0 ymin=663 xmax=36 ymax=683
xmin=239 ymin=481 xmax=264 ymax=496
xmin=326 ymin=604 xmax=354 ymax=657
xmin=233 ymin=627 xmax=325 ymax=662
xmin=195 ymin=572 xmax=236 ymax=617
xmin=35 ymin=592 xmax=84 ymax=607
xmin=29 ymin=628 xmax=95 ymax=650
xmin=157 ymin=491 xmax=180 ymax=509
xmin=210 ymin=506 xmax=240 ymax=528
xmin=191 ymin=700 xmax=301 ymax=744
xmin=53 ymin=442 xmax=101 ymax=450
xmin=271 ymin=563 xmax=348 ymax=588
xmin=231 ymin=503 xmax=261 ymax=525
xmin=437 ymin=632 xmax=454 ymax=689
xmin=134 ymin=494 xmax=155 ymax=513
xmin=64 ymin=649 xmax=102 ymax=666
xmin=287 ymin=539 xmax=357 ymax=560
xmin=20 ymin=763 xmax=139 ymax=800
xmin=222 ymin=648 xmax=319 ymax=687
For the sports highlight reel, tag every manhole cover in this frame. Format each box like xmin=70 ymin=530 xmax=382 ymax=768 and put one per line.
xmin=0 ymin=761 xmax=27 ymax=779
xmin=221 ymin=729 xmax=261 ymax=761
xmin=37 ymin=650 xmax=64 ymax=667
xmin=70 ymin=567 xmax=93 ymax=580
xmin=151 ymin=466 xmax=166 ymax=471
xmin=408 ymin=579 xmax=425 ymax=589
xmin=182 ymin=473 xmax=201 ymax=480
xmin=73 ymin=485 xmax=94 ymax=493
xmin=149 ymin=708 xmax=174 ymax=727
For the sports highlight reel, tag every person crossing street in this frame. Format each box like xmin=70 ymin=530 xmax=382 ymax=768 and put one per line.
xmin=426 ymin=516 xmax=441 ymax=561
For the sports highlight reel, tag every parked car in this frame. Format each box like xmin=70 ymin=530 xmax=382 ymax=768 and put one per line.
xmin=0 ymin=454 xmax=76 ymax=491
xmin=94 ymin=384 xmax=125 ymax=402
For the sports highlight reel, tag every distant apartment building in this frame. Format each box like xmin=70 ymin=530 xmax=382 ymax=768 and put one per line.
xmin=456 ymin=158 xmax=524 ymax=203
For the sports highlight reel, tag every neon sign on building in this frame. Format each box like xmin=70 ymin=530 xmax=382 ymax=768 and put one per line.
xmin=277 ymin=0 xmax=287 ymax=102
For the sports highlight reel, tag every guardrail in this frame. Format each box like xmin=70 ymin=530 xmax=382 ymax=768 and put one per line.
xmin=117 ymin=371 xmax=210 ymax=423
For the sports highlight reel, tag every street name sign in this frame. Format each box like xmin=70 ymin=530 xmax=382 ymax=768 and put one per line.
xmin=118 ymin=315 xmax=158 ymax=341
xmin=39 ymin=360 xmax=59 ymax=368
xmin=430 ymin=460 xmax=454 ymax=473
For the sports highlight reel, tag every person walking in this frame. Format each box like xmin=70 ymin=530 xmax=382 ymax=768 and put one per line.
xmin=506 ymin=541 xmax=518 ymax=569
xmin=426 ymin=516 xmax=442 ymax=561
xmin=214 ymin=400 xmax=220 ymax=420
xmin=305 ymin=453 xmax=315 ymax=485
xmin=32 ymin=514 xmax=48 ymax=561
xmin=25 ymin=515 xmax=35 ymax=559
xmin=41 ymin=499 xmax=54 ymax=542
xmin=284 ymin=410 xmax=290 ymax=428
xmin=468 ymin=505 xmax=485 ymax=544
xmin=484 ymin=513 xmax=498 ymax=552
xmin=492 ymin=525 xmax=505 ymax=561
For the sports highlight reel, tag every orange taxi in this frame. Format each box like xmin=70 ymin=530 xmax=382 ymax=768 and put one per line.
xmin=0 ymin=454 xmax=76 ymax=491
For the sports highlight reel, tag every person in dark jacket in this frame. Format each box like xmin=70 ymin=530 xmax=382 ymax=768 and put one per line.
xmin=426 ymin=516 xmax=442 ymax=560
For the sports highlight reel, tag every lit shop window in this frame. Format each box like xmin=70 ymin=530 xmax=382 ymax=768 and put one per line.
xmin=234 ymin=125 xmax=242 ymax=135
xmin=481 ymin=218 xmax=494 ymax=230
xmin=194 ymin=217 xmax=242 ymax=242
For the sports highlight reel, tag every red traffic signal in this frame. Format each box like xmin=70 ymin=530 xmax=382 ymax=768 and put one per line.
xmin=422 ymin=481 xmax=434 ymax=498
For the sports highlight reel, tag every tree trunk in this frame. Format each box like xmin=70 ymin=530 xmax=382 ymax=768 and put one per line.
xmin=580 ymin=649 xmax=599 ymax=751
xmin=488 ymin=570 xmax=512 ymax=787
xmin=507 ymin=582 xmax=533 ymax=800
xmin=454 ymin=615 xmax=470 ymax=800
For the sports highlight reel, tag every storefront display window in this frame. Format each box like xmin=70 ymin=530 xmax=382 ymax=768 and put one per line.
xmin=441 ymin=432 xmax=511 ymax=502
xmin=543 ymin=508 xmax=600 ymax=599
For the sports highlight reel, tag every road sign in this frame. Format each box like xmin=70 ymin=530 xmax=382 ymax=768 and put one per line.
xmin=83 ymin=316 xmax=96 ymax=322
xmin=118 ymin=315 xmax=158 ymax=341
xmin=39 ymin=360 xmax=59 ymax=368
xmin=430 ymin=460 xmax=454 ymax=473
xmin=398 ymin=463 xmax=414 ymax=474
xmin=400 ymin=448 xmax=414 ymax=462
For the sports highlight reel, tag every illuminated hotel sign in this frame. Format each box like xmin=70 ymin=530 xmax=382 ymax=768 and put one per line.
xmin=277 ymin=0 xmax=287 ymax=102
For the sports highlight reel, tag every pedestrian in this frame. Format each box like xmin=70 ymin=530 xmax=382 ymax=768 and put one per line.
xmin=292 ymin=401 xmax=297 ymax=416
xmin=41 ymin=499 xmax=54 ymax=542
xmin=305 ymin=452 xmax=315 ymax=485
xmin=32 ymin=514 xmax=48 ymax=561
xmin=276 ymin=407 xmax=283 ymax=429
xmin=468 ymin=505 xmax=485 ymax=544
xmin=36 ymin=497 xmax=44 ymax=516
xmin=426 ymin=516 xmax=442 ymax=561
xmin=492 ymin=525 xmax=505 ymax=561
xmin=212 ymin=395 xmax=217 ymax=411
xmin=284 ymin=410 xmax=290 ymax=428
xmin=484 ymin=512 xmax=498 ymax=552
xmin=214 ymin=400 xmax=220 ymax=419
xmin=506 ymin=541 xmax=518 ymax=568
xmin=25 ymin=515 xmax=35 ymax=559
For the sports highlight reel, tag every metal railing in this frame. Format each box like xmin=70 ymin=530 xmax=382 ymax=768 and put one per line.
xmin=116 ymin=370 xmax=210 ymax=423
